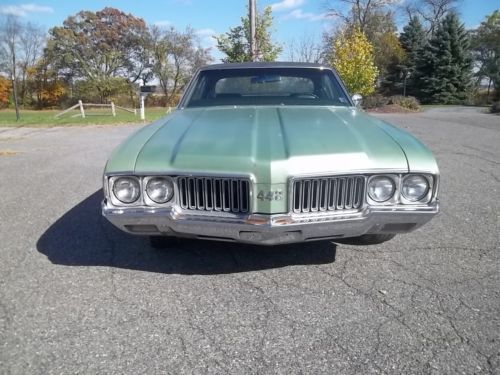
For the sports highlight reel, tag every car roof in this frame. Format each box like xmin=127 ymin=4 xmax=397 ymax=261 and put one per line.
xmin=199 ymin=62 xmax=332 ymax=71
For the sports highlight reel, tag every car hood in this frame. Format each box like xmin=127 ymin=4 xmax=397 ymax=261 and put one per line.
xmin=107 ymin=106 xmax=413 ymax=183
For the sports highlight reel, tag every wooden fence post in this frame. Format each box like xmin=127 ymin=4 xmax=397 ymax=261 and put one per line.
xmin=140 ymin=95 xmax=145 ymax=120
xmin=111 ymin=102 xmax=116 ymax=117
xmin=78 ymin=100 xmax=85 ymax=118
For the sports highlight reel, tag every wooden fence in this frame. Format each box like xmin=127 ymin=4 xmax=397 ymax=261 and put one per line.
xmin=55 ymin=100 xmax=137 ymax=119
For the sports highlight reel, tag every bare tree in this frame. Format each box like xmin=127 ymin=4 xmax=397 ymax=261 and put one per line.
xmin=287 ymin=34 xmax=323 ymax=63
xmin=0 ymin=15 xmax=22 ymax=120
xmin=150 ymin=26 xmax=212 ymax=105
xmin=402 ymin=0 xmax=460 ymax=34
xmin=325 ymin=0 xmax=400 ymax=32
xmin=19 ymin=23 xmax=45 ymax=105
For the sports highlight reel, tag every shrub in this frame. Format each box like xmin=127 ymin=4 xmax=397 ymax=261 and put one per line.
xmin=363 ymin=94 xmax=389 ymax=109
xmin=464 ymin=88 xmax=496 ymax=106
xmin=491 ymin=102 xmax=500 ymax=113
xmin=389 ymin=95 xmax=421 ymax=111
xmin=145 ymin=94 xmax=180 ymax=108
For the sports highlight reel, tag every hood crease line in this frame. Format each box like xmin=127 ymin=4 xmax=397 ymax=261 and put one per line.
xmin=133 ymin=118 xmax=173 ymax=173
xmin=276 ymin=108 xmax=290 ymax=159
xmin=375 ymin=122 xmax=410 ymax=172
xmin=169 ymin=109 xmax=207 ymax=165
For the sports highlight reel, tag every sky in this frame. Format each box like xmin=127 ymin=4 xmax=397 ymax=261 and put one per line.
xmin=0 ymin=0 xmax=499 ymax=61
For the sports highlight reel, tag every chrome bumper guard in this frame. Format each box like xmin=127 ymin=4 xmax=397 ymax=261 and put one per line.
xmin=102 ymin=199 xmax=439 ymax=245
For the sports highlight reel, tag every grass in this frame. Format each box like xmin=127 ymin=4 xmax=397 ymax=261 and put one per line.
xmin=0 ymin=107 xmax=170 ymax=127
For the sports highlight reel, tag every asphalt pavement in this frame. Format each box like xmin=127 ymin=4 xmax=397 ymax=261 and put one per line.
xmin=0 ymin=107 xmax=499 ymax=374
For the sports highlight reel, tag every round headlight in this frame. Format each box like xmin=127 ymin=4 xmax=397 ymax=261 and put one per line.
xmin=113 ymin=177 xmax=140 ymax=204
xmin=402 ymin=175 xmax=429 ymax=202
xmin=146 ymin=177 xmax=174 ymax=204
xmin=368 ymin=176 xmax=395 ymax=202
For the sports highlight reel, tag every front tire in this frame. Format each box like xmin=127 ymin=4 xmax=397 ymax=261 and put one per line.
xmin=337 ymin=234 xmax=396 ymax=246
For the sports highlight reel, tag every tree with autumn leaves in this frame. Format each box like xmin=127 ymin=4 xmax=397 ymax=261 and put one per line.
xmin=0 ymin=3 xmax=496 ymax=111
xmin=0 ymin=76 xmax=10 ymax=108
xmin=0 ymin=7 xmax=211 ymax=111
xmin=46 ymin=7 xmax=151 ymax=104
xmin=0 ymin=14 xmax=66 ymax=115
xmin=329 ymin=28 xmax=378 ymax=96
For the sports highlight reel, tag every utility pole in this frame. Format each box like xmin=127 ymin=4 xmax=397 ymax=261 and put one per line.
xmin=249 ymin=0 xmax=256 ymax=61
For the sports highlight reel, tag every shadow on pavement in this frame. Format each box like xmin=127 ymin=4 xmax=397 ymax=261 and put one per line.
xmin=37 ymin=190 xmax=337 ymax=275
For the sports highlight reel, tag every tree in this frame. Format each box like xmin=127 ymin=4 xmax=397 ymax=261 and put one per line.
xmin=362 ymin=10 xmax=403 ymax=77
xmin=415 ymin=12 xmax=472 ymax=103
xmin=18 ymin=23 xmax=45 ymax=106
xmin=215 ymin=6 xmax=282 ymax=62
xmin=394 ymin=16 xmax=427 ymax=96
xmin=329 ymin=27 xmax=378 ymax=95
xmin=215 ymin=25 xmax=248 ymax=63
xmin=0 ymin=75 xmax=10 ymax=108
xmin=325 ymin=2 xmax=403 ymax=81
xmin=470 ymin=10 xmax=500 ymax=99
xmin=400 ymin=17 xmax=427 ymax=72
xmin=46 ymin=7 xmax=151 ymax=103
xmin=29 ymin=56 xmax=66 ymax=108
xmin=402 ymin=0 xmax=459 ymax=34
xmin=375 ymin=31 xmax=405 ymax=77
xmin=379 ymin=35 xmax=407 ymax=95
xmin=150 ymin=26 xmax=212 ymax=105
xmin=287 ymin=33 xmax=323 ymax=63
xmin=0 ymin=15 xmax=22 ymax=120
xmin=325 ymin=0 xmax=400 ymax=33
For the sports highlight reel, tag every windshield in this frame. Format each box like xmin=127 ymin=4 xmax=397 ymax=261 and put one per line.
xmin=183 ymin=67 xmax=351 ymax=108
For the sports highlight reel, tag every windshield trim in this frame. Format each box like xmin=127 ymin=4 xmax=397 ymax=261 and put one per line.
xmin=178 ymin=66 xmax=354 ymax=109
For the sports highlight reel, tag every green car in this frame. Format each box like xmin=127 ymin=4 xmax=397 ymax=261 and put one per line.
xmin=102 ymin=62 xmax=439 ymax=247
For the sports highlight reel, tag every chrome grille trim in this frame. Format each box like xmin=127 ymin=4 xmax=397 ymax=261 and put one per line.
xmin=178 ymin=176 xmax=250 ymax=213
xmin=292 ymin=176 xmax=365 ymax=213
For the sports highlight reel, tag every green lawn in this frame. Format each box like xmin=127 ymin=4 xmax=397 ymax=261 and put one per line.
xmin=0 ymin=107 xmax=170 ymax=127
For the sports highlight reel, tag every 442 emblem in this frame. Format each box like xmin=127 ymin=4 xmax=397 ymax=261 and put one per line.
xmin=257 ymin=190 xmax=284 ymax=201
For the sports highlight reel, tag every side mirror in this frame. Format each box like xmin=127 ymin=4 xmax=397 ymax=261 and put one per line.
xmin=351 ymin=94 xmax=362 ymax=107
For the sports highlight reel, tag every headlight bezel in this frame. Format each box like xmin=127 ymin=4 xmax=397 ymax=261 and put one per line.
xmin=366 ymin=173 xmax=435 ymax=206
xmin=400 ymin=174 xmax=433 ymax=204
xmin=110 ymin=176 xmax=141 ymax=205
xmin=107 ymin=175 xmax=177 ymax=207
xmin=367 ymin=175 xmax=397 ymax=204
xmin=144 ymin=176 xmax=175 ymax=206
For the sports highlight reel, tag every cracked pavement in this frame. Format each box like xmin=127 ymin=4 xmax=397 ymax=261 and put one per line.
xmin=0 ymin=107 xmax=499 ymax=374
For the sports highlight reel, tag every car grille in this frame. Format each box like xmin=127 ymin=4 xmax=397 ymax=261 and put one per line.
xmin=178 ymin=176 xmax=250 ymax=213
xmin=292 ymin=176 xmax=365 ymax=213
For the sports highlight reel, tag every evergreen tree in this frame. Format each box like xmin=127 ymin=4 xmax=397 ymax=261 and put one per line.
xmin=471 ymin=10 xmax=500 ymax=100
xmin=215 ymin=6 xmax=281 ymax=63
xmin=415 ymin=12 xmax=472 ymax=103
xmin=379 ymin=53 xmax=406 ymax=96
xmin=398 ymin=17 xmax=427 ymax=96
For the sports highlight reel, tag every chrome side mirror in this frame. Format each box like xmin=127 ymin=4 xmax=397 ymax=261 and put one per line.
xmin=351 ymin=94 xmax=362 ymax=107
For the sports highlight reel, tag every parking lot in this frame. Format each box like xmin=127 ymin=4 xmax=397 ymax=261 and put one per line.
xmin=0 ymin=107 xmax=498 ymax=374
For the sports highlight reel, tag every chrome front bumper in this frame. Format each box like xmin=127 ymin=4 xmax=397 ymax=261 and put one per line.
xmin=102 ymin=200 xmax=439 ymax=245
